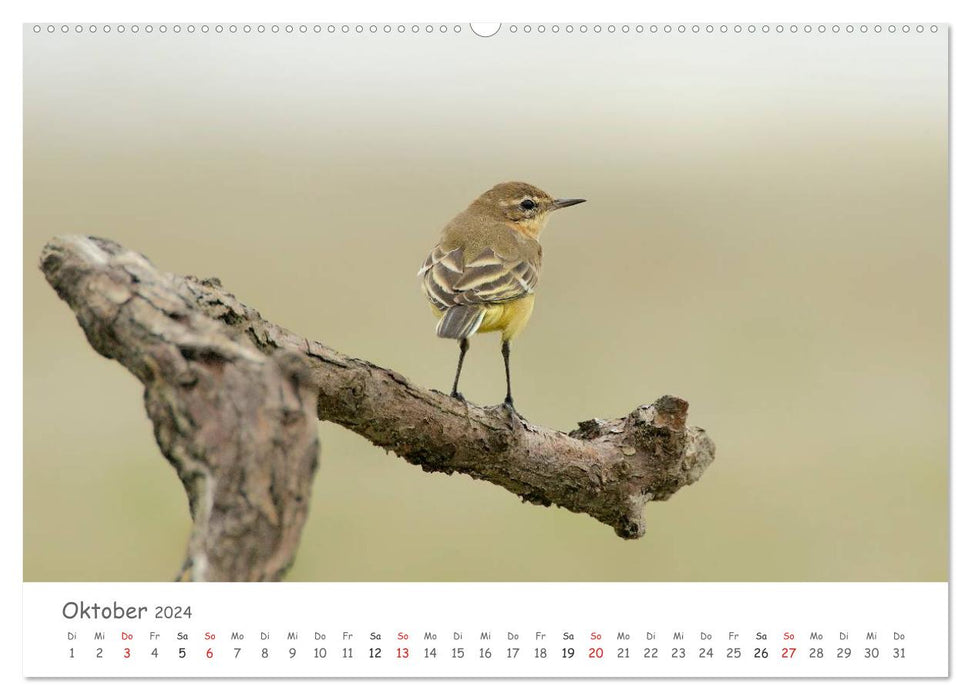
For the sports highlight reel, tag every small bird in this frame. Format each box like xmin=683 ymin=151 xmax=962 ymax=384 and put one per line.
xmin=418 ymin=182 xmax=585 ymax=411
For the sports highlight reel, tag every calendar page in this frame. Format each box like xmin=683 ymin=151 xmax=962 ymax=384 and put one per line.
xmin=22 ymin=19 xmax=949 ymax=680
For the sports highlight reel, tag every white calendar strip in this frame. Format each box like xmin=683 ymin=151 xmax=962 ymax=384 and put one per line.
xmin=23 ymin=582 xmax=947 ymax=678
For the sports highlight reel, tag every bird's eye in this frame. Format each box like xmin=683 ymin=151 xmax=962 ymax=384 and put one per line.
xmin=521 ymin=199 xmax=536 ymax=210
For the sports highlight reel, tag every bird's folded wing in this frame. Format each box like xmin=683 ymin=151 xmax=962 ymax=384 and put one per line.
xmin=418 ymin=245 xmax=537 ymax=310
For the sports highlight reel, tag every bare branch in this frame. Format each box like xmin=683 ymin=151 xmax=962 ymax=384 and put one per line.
xmin=40 ymin=235 xmax=716 ymax=579
xmin=40 ymin=236 xmax=319 ymax=581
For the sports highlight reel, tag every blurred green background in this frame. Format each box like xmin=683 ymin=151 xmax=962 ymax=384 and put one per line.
xmin=24 ymin=26 xmax=947 ymax=581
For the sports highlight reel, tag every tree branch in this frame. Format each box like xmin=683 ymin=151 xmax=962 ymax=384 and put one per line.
xmin=40 ymin=235 xmax=716 ymax=580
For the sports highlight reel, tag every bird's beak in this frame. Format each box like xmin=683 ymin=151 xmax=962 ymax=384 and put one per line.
xmin=551 ymin=198 xmax=586 ymax=211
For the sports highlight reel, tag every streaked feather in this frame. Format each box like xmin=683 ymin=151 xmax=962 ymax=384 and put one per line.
xmin=436 ymin=305 xmax=486 ymax=339
xmin=454 ymin=262 xmax=507 ymax=289
xmin=416 ymin=245 xmax=454 ymax=276
xmin=424 ymin=274 xmax=453 ymax=310
xmin=439 ymin=248 xmax=463 ymax=273
xmin=465 ymin=249 xmax=506 ymax=268
xmin=419 ymin=243 xmax=540 ymax=314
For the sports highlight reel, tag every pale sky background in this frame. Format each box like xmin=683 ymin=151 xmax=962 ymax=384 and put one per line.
xmin=24 ymin=24 xmax=947 ymax=581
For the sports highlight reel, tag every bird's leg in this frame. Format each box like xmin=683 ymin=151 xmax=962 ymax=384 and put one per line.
xmin=501 ymin=339 xmax=515 ymax=409
xmin=450 ymin=337 xmax=469 ymax=400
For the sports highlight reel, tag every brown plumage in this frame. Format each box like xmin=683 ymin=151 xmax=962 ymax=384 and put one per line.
xmin=417 ymin=181 xmax=585 ymax=409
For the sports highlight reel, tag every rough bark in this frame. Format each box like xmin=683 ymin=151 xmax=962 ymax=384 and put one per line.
xmin=40 ymin=235 xmax=716 ymax=580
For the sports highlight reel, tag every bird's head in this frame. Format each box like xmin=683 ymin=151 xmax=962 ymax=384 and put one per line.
xmin=471 ymin=181 xmax=585 ymax=238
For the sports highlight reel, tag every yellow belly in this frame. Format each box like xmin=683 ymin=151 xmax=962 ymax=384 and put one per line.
xmin=430 ymin=296 xmax=535 ymax=341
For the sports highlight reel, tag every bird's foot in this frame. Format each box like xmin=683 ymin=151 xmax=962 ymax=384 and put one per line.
xmin=501 ymin=397 xmax=526 ymax=424
xmin=450 ymin=390 xmax=466 ymax=402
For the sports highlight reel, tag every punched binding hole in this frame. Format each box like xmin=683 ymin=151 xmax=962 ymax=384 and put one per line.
xmin=470 ymin=23 xmax=501 ymax=38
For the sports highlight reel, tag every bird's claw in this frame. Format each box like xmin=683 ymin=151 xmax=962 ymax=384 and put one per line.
xmin=501 ymin=398 xmax=525 ymax=424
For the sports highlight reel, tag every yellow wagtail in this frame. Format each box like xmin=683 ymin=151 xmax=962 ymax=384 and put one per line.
xmin=418 ymin=182 xmax=585 ymax=411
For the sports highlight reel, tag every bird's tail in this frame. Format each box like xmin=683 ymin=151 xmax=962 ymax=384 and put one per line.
xmin=436 ymin=305 xmax=486 ymax=339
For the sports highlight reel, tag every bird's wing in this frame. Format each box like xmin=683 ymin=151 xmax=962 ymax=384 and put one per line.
xmin=418 ymin=244 xmax=538 ymax=310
